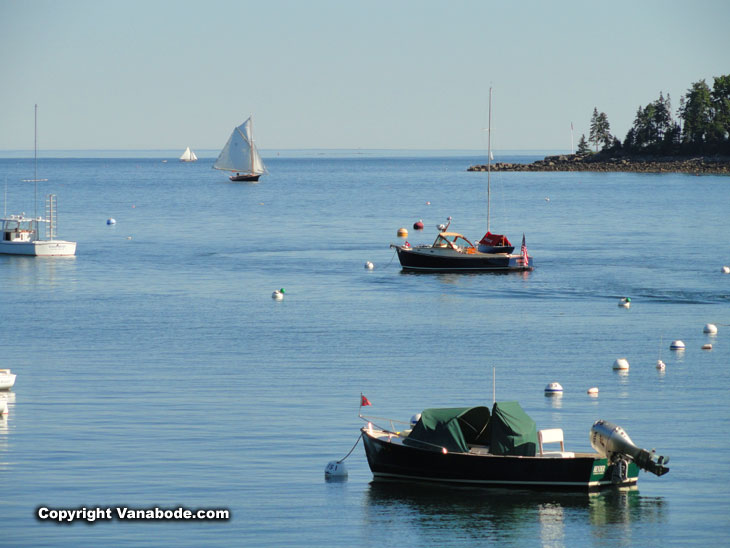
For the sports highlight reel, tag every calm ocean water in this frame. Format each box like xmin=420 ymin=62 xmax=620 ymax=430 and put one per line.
xmin=1 ymin=152 xmax=729 ymax=547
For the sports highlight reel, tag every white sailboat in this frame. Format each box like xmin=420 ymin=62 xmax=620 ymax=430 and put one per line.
xmin=179 ymin=146 xmax=198 ymax=162
xmin=0 ymin=105 xmax=76 ymax=257
xmin=213 ymin=116 xmax=267 ymax=181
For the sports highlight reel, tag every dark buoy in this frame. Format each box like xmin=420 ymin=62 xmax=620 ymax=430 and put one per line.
xmin=413 ymin=220 xmax=424 ymax=230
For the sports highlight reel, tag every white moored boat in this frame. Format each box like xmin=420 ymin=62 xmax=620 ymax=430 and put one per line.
xmin=1 ymin=205 xmax=76 ymax=257
xmin=0 ymin=105 xmax=76 ymax=257
xmin=0 ymin=369 xmax=16 ymax=390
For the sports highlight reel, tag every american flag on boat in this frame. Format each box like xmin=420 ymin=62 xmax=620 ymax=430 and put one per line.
xmin=519 ymin=234 xmax=529 ymax=266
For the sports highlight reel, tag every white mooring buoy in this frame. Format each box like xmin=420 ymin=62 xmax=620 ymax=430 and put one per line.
xmin=324 ymin=460 xmax=348 ymax=481
xmin=702 ymin=343 xmax=713 ymax=350
xmin=106 ymin=218 xmax=116 ymax=225
xmin=703 ymin=323 xmax=718 ymax=334
xmin=587 ymin=387 xmax=599 ymax=396
xmin=656 ymin=360 xmax=666 ymax=370
xmin=364 ymin=261 xmax=374 ymax=270
xmin=722 ymin=265 xmax=730 ymax=274
xmin=670 ymin=340 xmax=685 ymax=351
xmin=544 ymin=382 xmax=563 ymax=394
xmin=272 ymin=288 xmax=285 ymax=300
xmin=613 ymin=358 xmax=630 ymax=370
xmin=618 ymin=297 xmax=631 ymax=308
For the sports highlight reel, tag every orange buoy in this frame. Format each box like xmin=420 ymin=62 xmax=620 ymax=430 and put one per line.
xmin=397 ymin=227 xmax=408 ymax=238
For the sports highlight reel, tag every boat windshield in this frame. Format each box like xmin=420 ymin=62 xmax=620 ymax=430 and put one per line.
xmin=433 ymin=233 xmax=475 ymax=250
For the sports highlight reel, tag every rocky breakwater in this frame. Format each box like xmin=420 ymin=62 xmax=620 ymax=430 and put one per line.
xmin=468 ymin=154 xmax=730 ymax=175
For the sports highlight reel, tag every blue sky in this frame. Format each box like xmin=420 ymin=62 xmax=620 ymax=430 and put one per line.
xmin=1 ymin=0 xmax=728 ymax=152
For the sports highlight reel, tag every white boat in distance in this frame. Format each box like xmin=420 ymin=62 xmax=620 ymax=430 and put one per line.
xmin=0 ymin=105 xmax=76 ymax=257
xmin=0 ymin=369 xmax=16 ymax=390
xmin=213 ymin=116 xmax=267 ymax=181
xmin=179 ymin=146 xmax=197 ymax=162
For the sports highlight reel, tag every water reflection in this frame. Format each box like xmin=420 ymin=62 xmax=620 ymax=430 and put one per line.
xmin=364 ymin=481 xmax=666 ymax=545
xmin=544 ymin=392 xmax=563 ymax=409
xmin=0 ymin=255 xmax=77 ymax=288
xmin=0 ymin=392 xmax=14 ymax=462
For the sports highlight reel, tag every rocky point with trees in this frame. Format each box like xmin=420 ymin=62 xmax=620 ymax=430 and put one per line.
xmin=468 ymin=74 xmax=730 ymax=174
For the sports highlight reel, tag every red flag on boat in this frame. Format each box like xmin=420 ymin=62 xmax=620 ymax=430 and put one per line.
xmin=360 ymin=394 xmax=371 ymax=407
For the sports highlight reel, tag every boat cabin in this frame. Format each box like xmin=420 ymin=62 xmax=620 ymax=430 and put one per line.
xmin=432 ymin=232 xmax=477 ymax=253
xmin=1 ymin=216 xmax=39 ymax=243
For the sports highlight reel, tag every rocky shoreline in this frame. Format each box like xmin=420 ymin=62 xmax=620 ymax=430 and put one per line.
xmin=468 ymin=154 xmax=730 ymax=175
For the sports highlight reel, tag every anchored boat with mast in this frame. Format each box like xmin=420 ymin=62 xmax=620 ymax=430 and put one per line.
xmin=390 ymin=88 xmax=531 ymax=272
xmin=0 ymin=105 xmax=76 ymax=257
xmin=213 ymin=116 xmax=267 ymax=181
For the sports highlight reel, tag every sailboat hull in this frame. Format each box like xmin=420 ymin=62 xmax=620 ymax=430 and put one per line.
xmin=0 ymin=240 xmax=76 ymax=257
xmin=229 ymin=173 xmax=261 ymax=182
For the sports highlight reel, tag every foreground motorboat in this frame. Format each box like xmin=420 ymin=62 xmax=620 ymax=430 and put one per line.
xmin=391 ymin=230 xmax=532 ymax=272
xmin=0 ymin=369 xmax=16 ymax=390
xmin=360 ymin=402 xmax=668 ymax=491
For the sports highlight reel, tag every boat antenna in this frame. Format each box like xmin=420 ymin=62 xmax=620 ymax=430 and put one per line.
xmin=487 ymin=87 xmax=492 ymax=233
xmin=34 ymin=103 xmax=38 ymax=222
xmin=492 ymin=366 xmax=496 ymax=405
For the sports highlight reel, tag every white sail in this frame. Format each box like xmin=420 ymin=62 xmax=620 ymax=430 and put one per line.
xmin=179 ymin=147 xmax=197 ymax=162
xmin=213 ymin=117 xmax=266 ymax=175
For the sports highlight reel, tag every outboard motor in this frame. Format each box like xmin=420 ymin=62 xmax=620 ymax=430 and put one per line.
xmin=590 ymin=420 xmax=670 ymax=477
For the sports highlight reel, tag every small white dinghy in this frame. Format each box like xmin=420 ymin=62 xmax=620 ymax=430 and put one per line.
xmin=0 ymin=369 xmax=17 ymax=390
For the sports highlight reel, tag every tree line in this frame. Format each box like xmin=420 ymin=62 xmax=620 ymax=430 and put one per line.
xmin=576 ymin=74 xmax=730 ymax=156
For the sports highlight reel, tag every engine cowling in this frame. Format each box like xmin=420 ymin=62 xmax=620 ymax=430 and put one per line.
xmin=590 ymin=420 xmax=669 ymax=477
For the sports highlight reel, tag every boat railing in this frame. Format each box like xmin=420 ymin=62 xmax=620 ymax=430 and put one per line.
xmin=359 ymin=413 xmax=457 ymax=452
xmin=358 ymin=413 xmax=410 ymax=437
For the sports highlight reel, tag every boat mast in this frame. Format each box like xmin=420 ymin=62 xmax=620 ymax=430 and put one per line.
xmin=249 ymin=116 xmax=254 ymax=176
xmin=34 ymin=103 xmax=38 ymax=223
xmin=487 ymin=87 xmax=492 ymax=233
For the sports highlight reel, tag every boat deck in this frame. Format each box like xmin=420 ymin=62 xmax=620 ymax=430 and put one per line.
xmin=365 ymin=428 xmax=592 ymax=459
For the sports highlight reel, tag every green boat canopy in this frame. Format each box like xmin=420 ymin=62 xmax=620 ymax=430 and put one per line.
xmin=404 ymin=406 xmax=491 ymax=453
xmin=489 ymin=401 xmax=538 ymax=456
xmin=403 ymin=402 xmax=537 ymax=456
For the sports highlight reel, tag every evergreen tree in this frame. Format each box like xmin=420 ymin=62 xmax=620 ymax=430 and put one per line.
xmin=596 ymin=112 xmax=612 ymax=149
xmin=589 ymin=108 xmax=612 ymax=151
xmin=653 ymin=92 xmax=672 ymax=143
xmin=625 ymin=91 xmax=675 ymax=152
xmin=576 ymin=134 xmax=591 ymax=155
xmin=680 ymin=79 xmax=713 ymax=150
xmin=710 ymin=75 xmax=730 ymax=151
xmin=589 ymin=108 xmax=600 ymax=151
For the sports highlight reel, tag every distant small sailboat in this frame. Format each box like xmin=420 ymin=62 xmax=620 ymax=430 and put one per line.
xmin=214 ymin=116 xmax=267 ymax=182
xmin=179 ymin=147 xmax=197 ymax=162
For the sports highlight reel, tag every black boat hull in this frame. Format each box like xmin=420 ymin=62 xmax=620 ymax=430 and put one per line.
xmin=362 ymin=429 xmax=638 ymax=491
xmin=229 ymin=173 xmax=261 ymax=182
xmin=394 ymin=246 xmax=532 ymax=272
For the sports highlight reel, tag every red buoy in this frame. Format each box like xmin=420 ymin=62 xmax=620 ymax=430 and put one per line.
xmin=413 ymin=220 xmax=424 ymax=230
